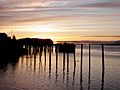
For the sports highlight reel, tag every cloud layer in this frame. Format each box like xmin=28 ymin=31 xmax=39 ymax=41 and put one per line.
xmin=0 ymin=0 xmax=120 ymax=39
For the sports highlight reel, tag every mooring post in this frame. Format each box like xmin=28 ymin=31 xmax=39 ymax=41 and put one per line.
xmin=88 ymin=44 xmax=91 ymax=90
xmin=88 ymin=44 xmax=91 ymax=83
xmin=56 ymin=45 xmax=58 ymax=70
xmin=102 ymin=44 xmax=105 ymax=73
xmin=80 ymin=44 xmax=83 ymax=82
xmin=101 ymin=44 xmax=105 ymax=90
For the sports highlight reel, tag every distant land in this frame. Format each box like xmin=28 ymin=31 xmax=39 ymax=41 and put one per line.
xmin=56 ymin=40 xmax=120 ymax=44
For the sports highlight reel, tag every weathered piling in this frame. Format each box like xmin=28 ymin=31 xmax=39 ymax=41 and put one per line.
xmin=88 ymin=44 xmax=91 ymax=83
xmin=80 ymin=44 xmax=83 ymax=82
xmin=101 ymin=44 xmax=105 ymax=90
xmin=88 ymin=44 xmax=91 ymax=90
xmin=102 ymin=44 xmax=105 ymax=74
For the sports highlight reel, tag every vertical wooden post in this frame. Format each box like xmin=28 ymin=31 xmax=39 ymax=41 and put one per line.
xmin=88 ymin=44 xmax=91 ymax=90
xmin=88 ymin=44 xmax=91 ymax=83
xmin=56 ymin=45 xmax=58 ymax=70
xmin=102 ymin=44 xmax=104 ymax=74
xmin=80 ymin=44 xmax=83 ymax=82
xmin=101 ymin=44 xmax=105 ymax=90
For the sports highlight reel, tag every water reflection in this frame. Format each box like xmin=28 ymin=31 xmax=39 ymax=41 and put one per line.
xmin=49 ymin=46 xmax=52 ymax=80
xmin=63 ymin=52 xmax=65 ymax=83
xmin=2 ymin=45 xmax=119 ymax=90
xmin=55 ymin=45 xmax=58 ymax=82
xmin=0 ymin=56 xmax=19 ymax=72
xmin=72 ymin=54 xmax=76 ymax=86
xmin=66 ymin=53 xmax=69 ymax=84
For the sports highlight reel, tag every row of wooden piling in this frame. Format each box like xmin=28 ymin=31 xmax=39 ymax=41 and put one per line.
xmin=24 ymin=44 xmax=105 ymax=90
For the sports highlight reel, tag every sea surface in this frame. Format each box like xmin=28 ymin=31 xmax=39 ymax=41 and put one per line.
xmin=0 ymin=45 xmax=120 ymax=90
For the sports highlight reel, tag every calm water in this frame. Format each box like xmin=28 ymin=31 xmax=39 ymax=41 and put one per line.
xmin=0 ymin=45 xmax=120 ymax=90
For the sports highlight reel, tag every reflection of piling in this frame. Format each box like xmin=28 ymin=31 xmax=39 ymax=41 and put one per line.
xmin=49 ymin=46 xmax=52 ymax=68
xmin=34 ymin=53 xmax=36 ymax=72
xmin=28 ymin=45 xmax=31 ymax=54
xmin=101 ymin=44 xmax=105 ymax=90
xmin=49 ymin=46 xmax=52 ymax=79
xmin=39 ymin=46 xmax=43 ymax=60
xmin=67 ymin=53 xmax=69 ymax=83
xmin=44 ymin=46 xmax=46 ymax=71
xmin=55 ymin=45 xmax=58 ymax=82
xmin=80 ymin=44 xmax=83 ymax=82
xmin=63 ymin=52 xmax=65 ymax=83
xmin=72 ymin=59 xmax=76 ymax=86
xmin=74 ymin=52 xmax=76 ymax=66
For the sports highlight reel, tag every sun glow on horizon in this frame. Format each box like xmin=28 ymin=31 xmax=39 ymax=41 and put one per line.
xmin=23 ymin=25 xmax=59 ymax=32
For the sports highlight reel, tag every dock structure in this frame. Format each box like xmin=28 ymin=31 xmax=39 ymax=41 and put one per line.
xmin=21 ymin=41 xmax=120 ymax=90
xmin=18 ymin=39 xmax=120 ymax=90
xmin=19 ymin=37 xmax=118 ymax=90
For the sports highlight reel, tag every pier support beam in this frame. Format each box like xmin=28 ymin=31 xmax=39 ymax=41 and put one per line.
xmin=80 ymin=44 xmax=83 ymax=82
xmin=101 ymin=44 xmax=105 ymax=90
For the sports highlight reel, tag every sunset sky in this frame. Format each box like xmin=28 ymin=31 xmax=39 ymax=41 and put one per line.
xmin=0 ymin=0 xmax=120 ymax=41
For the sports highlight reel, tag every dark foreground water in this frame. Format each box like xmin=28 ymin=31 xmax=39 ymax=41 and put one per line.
xmin=0 ymin=45 xmax=120 ymax=90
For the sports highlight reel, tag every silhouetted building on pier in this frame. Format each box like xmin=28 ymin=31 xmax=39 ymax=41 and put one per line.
xmin=56 ymin=43 xmax=76 ymax=53
xmin=0 ymin=33 xmax=27 ymax=60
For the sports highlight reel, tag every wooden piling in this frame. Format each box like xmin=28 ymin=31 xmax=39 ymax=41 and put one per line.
xmin=80 ymin=44 xmax=83 ymax=82
xmin=101 ymin=44 xmax=105 ymax=90
xmin=102 ymin=44 xmax=105 ymax=73
xmin=56 ymin=45 xmax=58 ymax=70
xmin=88 ymin=44 xmax=91 ymax=83
xmin=88 ymin=44 xmax=91 ymax=90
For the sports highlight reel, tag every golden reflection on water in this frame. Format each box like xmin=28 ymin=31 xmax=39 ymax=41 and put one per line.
xmin=0 ymin=45 xmax=120 ymax=90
